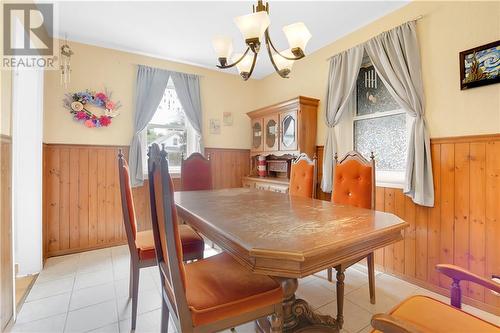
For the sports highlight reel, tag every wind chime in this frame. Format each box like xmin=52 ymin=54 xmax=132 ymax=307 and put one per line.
xmin=60 ymin=36 xmax=74 ymax=87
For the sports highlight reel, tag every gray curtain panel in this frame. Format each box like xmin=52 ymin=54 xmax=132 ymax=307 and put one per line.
xmin=365 ymin=21 xmax=434 ymax=207
xmin=321 ymin=45 xmax=363 ymax=192
xmin=171 ymin=72 xmax=204 ymax=153
xmin=129 ymin=65 xmax=171 ymax=187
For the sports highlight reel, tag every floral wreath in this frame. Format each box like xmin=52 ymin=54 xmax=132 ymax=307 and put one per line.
xmin=64 ymin=89 xmax=121 ymax=128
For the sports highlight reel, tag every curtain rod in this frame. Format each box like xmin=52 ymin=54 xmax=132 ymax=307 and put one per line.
xmin=325 ymin=15 xmax=424 ymax=61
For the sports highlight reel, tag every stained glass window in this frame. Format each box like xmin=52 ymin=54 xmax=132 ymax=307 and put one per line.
xmin=354 ymin=61 xmax=407 ymax=172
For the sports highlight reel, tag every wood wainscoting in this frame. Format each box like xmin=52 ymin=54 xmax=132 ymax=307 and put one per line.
xmin=1 ymin=135 xmax=13 ymax=330
xmin=316 ymin=133 xmax=500 ymax=314
xmin=42 ymin=144 xmax=250 ymax=258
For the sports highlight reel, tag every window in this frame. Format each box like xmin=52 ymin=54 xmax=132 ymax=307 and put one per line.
xmin=353 ymin=58 xmax=407 ymax=187
xmin=143 ymin=78 xmax=191 ymax=175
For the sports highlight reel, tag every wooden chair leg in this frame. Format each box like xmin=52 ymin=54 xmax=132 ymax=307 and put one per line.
xmin=131 ymin=266 xmax=140 ymax=330
xmin=335 ymin=265 xmax=345 ymax=330
xmin=327 ymin=267 xmax=333 ymax=282
xmin=160 ymin=298 xmax=169 ymax=333
xmin=129 ymin=258 xmax=134 ymax=297
xmin=367 ymin=252 xmax=376 ymax=304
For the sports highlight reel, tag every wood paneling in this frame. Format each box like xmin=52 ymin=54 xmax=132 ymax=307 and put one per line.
xmin=1 ymin=135 xmax=13 ymax=330
xmin=44 ymin=145 xmax=128 ymax=257
xmin=205 ymin=148 xmax=250 ymax=189
xmin=43 ymin=144 xmax=250 ymax=257
xmin=316 ymin=134 xmax=500 ymax=315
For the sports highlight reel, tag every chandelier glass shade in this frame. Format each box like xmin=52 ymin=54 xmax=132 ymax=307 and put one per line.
xmin=212 ymin=0 xmax=311 ymax=80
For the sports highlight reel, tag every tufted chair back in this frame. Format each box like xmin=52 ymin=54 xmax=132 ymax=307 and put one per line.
xmin=181 ymin=152 xmax=213 ymax=191
xmin=289 ymin=153 xmax=317 ymax=198
xmin=332 ymin=151 xmax=375 ymax=209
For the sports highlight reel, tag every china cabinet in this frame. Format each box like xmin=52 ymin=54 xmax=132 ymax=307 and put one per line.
xmin=248 ymin=96 xmax=318 ymax=157
xmin=245 ymin=96 xmax=319 ymax=193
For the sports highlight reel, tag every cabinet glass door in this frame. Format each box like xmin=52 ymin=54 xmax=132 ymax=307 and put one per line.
xmin=264 ymin=116 xmax=278 ymax=151
xmin=251 ymin=119 xmax=263 ymax=151
xmin=280 ymin=111 xmax=297 ymax=151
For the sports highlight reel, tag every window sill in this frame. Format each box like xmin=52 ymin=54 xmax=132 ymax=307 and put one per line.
xmin=376 ymin=170 xmax=405 ymax=189
xmin=376 ymin=180 xmax=404 ymax=189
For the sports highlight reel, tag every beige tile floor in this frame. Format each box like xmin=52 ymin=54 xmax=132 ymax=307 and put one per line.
xmin=8 ymin=245 xmax=499 ymax=333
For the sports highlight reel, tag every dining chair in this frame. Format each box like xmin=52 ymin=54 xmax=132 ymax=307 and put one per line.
xmin=147 ymin=144 xmax=284 ymax=333
xmin=371 ymin=264 xmax=500 ymax=332
xmin=117 ymin=150 xmax=205 ymax=330
xmin=289 ymin=153 xmax=317 ymax=198
xmin=181 ymin=152 xmax=213 ymax=191
xmin=327 ymin=150 xmax=376 ymax=328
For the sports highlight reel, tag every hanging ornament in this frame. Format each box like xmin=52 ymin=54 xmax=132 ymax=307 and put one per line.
xmin=60 ymin=35 xmax=74 ymax=87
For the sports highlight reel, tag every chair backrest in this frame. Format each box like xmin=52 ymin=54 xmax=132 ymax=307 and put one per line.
xmin=332 ymin=151 xmax=375 ymax=209
xmin=181 ymin=152 xmax=212 ymax=191
xmin=289 ymin=153 xmax=317 ymax=198
xmin=118 ymin=150 xmax=139 ymax=257
xmin=148 ymin=144 xmax=193 ymax=332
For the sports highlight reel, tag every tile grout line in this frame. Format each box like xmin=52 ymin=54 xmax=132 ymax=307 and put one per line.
xmin=111 ymin=247 xmax=124 ymax=333
xmin=62 ymin=252 xmax=81 ymax=333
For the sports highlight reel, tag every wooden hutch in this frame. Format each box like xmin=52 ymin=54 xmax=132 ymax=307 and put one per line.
xmin=243 ymin=96 xmax=319 ymax=193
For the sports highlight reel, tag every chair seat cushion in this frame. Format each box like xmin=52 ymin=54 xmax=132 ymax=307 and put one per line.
xmin=371 ymin=295 xmax=499 ymax=333
xmin=185 ymin=252 xmax=283 ymax=326
xmin=135 ymin=225 xmax=204 ymax=261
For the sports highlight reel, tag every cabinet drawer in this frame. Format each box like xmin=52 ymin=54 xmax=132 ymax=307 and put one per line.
xmin=268 ymin=185 xmax=289 ymax=194
xmin=255 ymin=183 xmax=270 ymax=191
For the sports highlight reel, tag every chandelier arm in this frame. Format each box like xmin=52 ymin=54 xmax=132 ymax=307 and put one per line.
xmin=216 ymin=47 xmax=251 ymax=69
xmin=265 ymin=29 xmax=305 ymax=61
xmin=243 ymin=51 xmax=258 ymax=81
xmin=264 ymin=31 xmax=288 ymax=78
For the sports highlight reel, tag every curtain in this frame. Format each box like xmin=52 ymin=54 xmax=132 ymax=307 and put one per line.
xmin=129 ymin=65 xmax=171 ymax=187
xmin=171 ymin=72 xmax=204 ymax=154
xmin=321 ymin=45 xmax=363 ymax=192
xmin=365 ymin=21 xmax=434 ymax=207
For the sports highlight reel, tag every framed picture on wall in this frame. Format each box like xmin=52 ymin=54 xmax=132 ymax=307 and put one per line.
xmin=223 ymin=112 xmax=233 ymax=126
xmin=459 ymin=40 xmax=500 ymax=90
xmin=209 ymin=119 xmax=221 ymax=134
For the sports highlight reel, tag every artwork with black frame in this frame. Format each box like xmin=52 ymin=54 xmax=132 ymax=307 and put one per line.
xmin=459 ymin=40 xmax=499 ymax=90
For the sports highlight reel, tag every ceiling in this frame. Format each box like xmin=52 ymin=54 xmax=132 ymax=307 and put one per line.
xmin=53 ymin=1 xmax=409 ymax=79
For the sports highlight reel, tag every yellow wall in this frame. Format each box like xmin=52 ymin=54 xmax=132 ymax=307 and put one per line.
xmin=254 ymin=1 xmax=500 ymax=145
xmin=43 ymin=1 xmax=500 ymax=148
xmin=1 ymin=71 xmax=12 ymax=136
xmin=43 ymin=41 xmax=259 ymax=148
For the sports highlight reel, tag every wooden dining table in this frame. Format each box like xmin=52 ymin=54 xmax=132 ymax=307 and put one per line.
xmin=175 ymin=188 xmax=408 ymax=333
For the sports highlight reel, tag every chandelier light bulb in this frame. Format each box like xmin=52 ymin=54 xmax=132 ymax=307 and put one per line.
xmin=233 ymin=53 xmax=254 ymax=75
xmin=274 ymin=49 xmax=295 ymax=73
xmin=212 ymin=36 xmax=233 ymax=60
xmin=234 ymin=11 xmax=270 ymax=42
xmin=283 ymin=22 xmax=311 ymax=53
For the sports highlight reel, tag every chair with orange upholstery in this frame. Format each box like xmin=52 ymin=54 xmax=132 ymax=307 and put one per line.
xmin=117 ymin=150 xmax=204 ymax=330
xmin=289 ymin=153 xmax=317 ymax=198
xmin=327 ymin=150 xmax=376 ymax=329
xmin=371 ymin=264 xmax=500 ymax=332
xmin=181 ymin=152 xmax=212 ymax=191
xmin=147 ymin=144 xmax=283 ymax=333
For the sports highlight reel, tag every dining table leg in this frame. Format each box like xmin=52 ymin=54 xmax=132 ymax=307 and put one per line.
xmin=334 ymin=265 xmax=345 ymax=329
xmin=280 ymin=277 xmax=339 ymax=332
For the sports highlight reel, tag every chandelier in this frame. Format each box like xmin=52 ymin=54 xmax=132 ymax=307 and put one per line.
xmin=212 ymin=0 xmax=311 ymax=80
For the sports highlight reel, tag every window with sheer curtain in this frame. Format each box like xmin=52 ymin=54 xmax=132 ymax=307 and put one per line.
xmin=353 ymin=58 xmax=408 ymax=187
xmin=141 ymin=78 xmax=196 ymax=175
